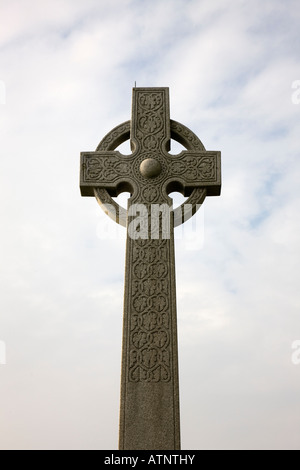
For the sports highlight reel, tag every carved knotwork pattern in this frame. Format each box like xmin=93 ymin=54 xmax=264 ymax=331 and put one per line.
xmin=83 ymin=155 xmax=130 ymax=183
xmin=171 ymin=154 xmax=218 ymax=182
xmin=135 ymin=91 xmax=166 ymax=151
xmin=129 ymin=237 xmax=172 ymax=383
xmin=83 ymin=151 xmax=218 ymax=187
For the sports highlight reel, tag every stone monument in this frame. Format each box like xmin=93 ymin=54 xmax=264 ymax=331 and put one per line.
xmin=80 ymin=87 xmax=221 ymax=450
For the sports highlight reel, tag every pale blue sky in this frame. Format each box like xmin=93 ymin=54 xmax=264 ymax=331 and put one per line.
xmin=0 ymin=0 xmax=300 ymax=450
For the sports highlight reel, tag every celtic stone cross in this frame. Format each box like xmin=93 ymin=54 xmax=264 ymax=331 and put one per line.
xmin=80 ymin=87 xmax=221 ymax=450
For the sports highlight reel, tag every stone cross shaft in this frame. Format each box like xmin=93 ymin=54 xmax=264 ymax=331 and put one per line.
xmin=80 ymin=87 xmax=221 ymax=450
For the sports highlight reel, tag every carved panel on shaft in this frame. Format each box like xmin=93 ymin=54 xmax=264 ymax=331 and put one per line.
xmin=132 ymin=90 xmax=169 ymax=152
xmin=128 ymin=237 xmax=172 ymax=383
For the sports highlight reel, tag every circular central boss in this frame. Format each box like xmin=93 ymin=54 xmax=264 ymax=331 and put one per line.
xmin=139 ymin=158 xmax=162 ymax=178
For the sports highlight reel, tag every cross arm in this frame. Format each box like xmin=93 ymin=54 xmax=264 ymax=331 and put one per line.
xmin=80 ymin=151 xmax=134 ymax=197
xmin=166 ymin=150 xmax=221 ymax=197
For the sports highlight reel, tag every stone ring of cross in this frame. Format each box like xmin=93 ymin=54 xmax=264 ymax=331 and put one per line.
xmin=91 ymin=119 xmax=211 ymax=227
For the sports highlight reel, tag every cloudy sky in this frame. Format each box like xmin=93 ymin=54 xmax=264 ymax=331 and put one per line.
xmin=0 ymin=0 xmax=300 ymax=450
